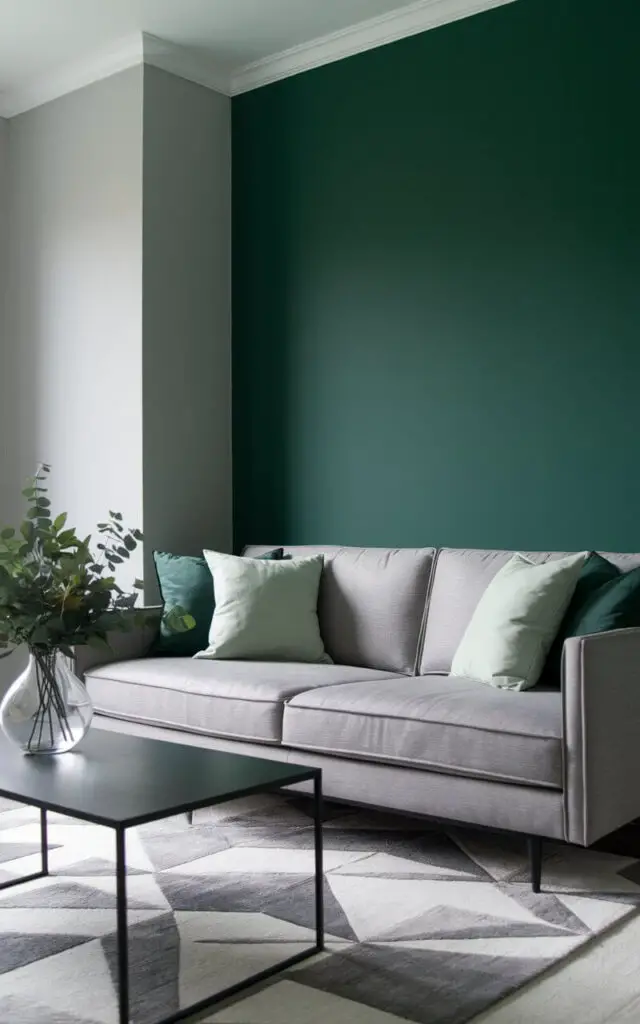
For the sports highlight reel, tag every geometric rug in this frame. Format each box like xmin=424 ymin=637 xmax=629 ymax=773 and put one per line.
xmin=0 ymin=794 xmax=639 ymax=1024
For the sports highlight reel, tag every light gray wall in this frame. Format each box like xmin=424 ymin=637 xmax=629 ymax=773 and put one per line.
xmin=0 ymin=65 xmax=232 ymax=689
xmin=0 ymin=118 xmax=10 ymax=524
xmin=4 ymin=69 xmax=145 ymax=587
xmin=142 ymin=66 xmax=232 ymax=596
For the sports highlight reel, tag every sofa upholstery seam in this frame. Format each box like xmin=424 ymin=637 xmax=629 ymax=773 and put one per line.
xmin=87 ymin=675 xmax=289 ymax=705
xmin=284 ymin=702 xmax=562 ymax=741
xmin=93 ymin=708 xmax=282 ymax=744
xmin=282 ymin=738 xmax=562 ymax=790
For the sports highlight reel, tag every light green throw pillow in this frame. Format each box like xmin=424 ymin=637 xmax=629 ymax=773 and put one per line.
xmin=194 ymin=552 xmax=331 ymax=663
xmin=450 ymin=552 xmax=588 ymax=691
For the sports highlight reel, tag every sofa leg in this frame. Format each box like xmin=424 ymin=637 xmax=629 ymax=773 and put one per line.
xmin=186 ymin=810 xmax=193 ymax=826
xmin=528 ymin=835 xmax=542 ymax=893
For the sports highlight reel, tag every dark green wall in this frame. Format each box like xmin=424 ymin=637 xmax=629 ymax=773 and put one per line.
xmin=232 ymin=0 xmax=640 ymax=552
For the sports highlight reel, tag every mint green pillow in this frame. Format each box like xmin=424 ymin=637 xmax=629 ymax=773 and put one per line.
xmin=194 ymin=552 xmax=331 ymax=663
xmin=153 ymin=548 xmax=283 ymax=657
xmin=450 ymin=551 xmax=588 ymax=691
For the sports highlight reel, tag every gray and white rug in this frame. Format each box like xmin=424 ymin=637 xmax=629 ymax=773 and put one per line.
xmin=0 ymin=792 xmax=639 ymax=1024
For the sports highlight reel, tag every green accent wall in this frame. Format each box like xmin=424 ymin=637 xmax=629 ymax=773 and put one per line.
xmin=232 ymin=0 xmax=640 ymax=552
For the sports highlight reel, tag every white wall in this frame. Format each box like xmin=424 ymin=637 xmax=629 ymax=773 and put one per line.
xmin=0 ymin=117 xmax=10 ymax=523
xmin=4 ymin=69 xmax=144 ymax=587
xmin=0 ymin=65 xmax=232 ymax=690
xmin=0 ymin=118 xmax=19 ymax=691
xmin=142 ymin=66 xmax=232 ymax=596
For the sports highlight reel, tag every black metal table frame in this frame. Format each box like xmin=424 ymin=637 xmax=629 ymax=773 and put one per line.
xmin=0 ymin=772 xmax=325 ymax=1024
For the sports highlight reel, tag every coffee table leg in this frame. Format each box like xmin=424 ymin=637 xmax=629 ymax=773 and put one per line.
xmin=40 ymin=808 xmax=49 ymax=875
xmin=115 ymin=827 xmax=130 ymax=1024
xmin=313 ymin=772 xmax=324 ymax=952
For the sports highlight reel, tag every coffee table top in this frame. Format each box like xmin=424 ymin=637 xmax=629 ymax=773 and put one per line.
xmin=0 ymin=729 xmax=317 ymax=828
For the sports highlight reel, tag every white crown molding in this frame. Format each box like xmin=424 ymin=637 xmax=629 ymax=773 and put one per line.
xmin=230 ymin=0 xmax=517 ymax=95
xmin=0 ymin=33 xmax=144 ymax=118
xmin=0 ymin=0 xmax=518 ymax=117
xmin=141 ymin=34 xmax=231 ymax=96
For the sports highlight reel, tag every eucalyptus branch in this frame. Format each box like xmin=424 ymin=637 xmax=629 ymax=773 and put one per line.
xmin=0 ymin=465 xmax=194 ymax=655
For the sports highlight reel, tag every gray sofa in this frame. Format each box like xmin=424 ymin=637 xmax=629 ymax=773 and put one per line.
xmin=76 ymin=545 xmax=640 ymax=890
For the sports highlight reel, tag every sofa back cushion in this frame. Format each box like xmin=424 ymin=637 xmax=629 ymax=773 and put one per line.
xmin=243 ymin=545 xmax=435 ymax=674
xmin=420 ymin=548 xmax=640 ymax=675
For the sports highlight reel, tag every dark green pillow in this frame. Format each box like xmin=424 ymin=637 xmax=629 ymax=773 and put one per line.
xmin=576 ymin=564 xmax=640 ymax=634
xmin=153 ymin=548 xmax=283 ymax=657
xmin=546 ymin=553 xmax=640 ymax=685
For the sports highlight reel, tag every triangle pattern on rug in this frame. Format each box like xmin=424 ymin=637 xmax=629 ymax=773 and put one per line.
xmin=156 ymin=870 xmax=310 ymax=913
xmin=139 ymin=826 xmax=231 ymax=872
xmin=56 ymin=858 xmax=149 ymax=877
xmin=0 ymin=994 xmax=104 ymax=1024
xmin=101 ymin=911 xmax=180 ymax=1024
xmin=0 ymin=932 xmax=93 ymax=976
xmin=327 ymin=874 xmax=541 ymax=943
xmin=0 ymin=881 xmax=153 ymax=911
xmin=0 ymin=790 xmax=638 ymax=1024
xmin=291 ymin=942 xmax=550 ymax=1024
xmin=377 ymin=903 xmax=580 ymax=942
xmin=0 ymin=842 xmax=59 ymax=865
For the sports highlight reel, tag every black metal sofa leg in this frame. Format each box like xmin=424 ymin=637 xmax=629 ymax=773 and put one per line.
xmin=528 ymin=835 xmax=543 ymax=893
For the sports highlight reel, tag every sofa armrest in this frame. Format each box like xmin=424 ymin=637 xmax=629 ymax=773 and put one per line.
xmin=73 ymin=607 xmax=162 ymax=680
xmin=562 ymin=627 xmax=640 ymax=846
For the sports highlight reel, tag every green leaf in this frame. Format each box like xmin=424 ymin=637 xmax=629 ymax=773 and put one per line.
xmin=22 ymin=487 xmax=36 ymax=498
xmin=1 ymin=528 xmax=15 ymax=540
xmin=57 ymin=529 xmax=77 ymax=547
xmin=133 ymin=578 xmax=144 ymax=590
xmin=124 ymin=535 xmax=136 ymax=551
xmin=53 ymin=513 xmax=67 ymax=531
xmin=132 ymin=529 xmax=143 ymax=541
xmin=164 ymin=607 xmax=196 ymax=633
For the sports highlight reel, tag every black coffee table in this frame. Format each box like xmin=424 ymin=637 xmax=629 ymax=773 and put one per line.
xmin=0 ymin=729 xmax=324 ymax=1024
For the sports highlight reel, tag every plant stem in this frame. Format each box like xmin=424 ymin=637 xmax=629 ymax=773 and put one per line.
xmin=25 ymin=649 xmax=74 ymax=752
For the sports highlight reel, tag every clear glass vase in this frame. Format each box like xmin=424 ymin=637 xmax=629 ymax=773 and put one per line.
xmin=0 ymin=650 xmax=93 ymax=755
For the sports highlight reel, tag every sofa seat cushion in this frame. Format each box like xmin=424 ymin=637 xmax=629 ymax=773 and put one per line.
xmin=85 ymin=658 xmax=400 ymax=744
xmin=282 ymin=675 xmax=563 ymax=788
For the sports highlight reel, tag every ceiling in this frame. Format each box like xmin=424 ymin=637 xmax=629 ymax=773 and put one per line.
xmin=0 ymin=0 xmax=514 ymax=114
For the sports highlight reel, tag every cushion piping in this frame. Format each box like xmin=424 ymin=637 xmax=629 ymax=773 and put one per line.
xmin=93 ymin=707 xmax=281 ymax=745
xmin=284 ymin=701 xmax=561 ymax=741
xmin=279 ymin=737 xmax=562 ymax=789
